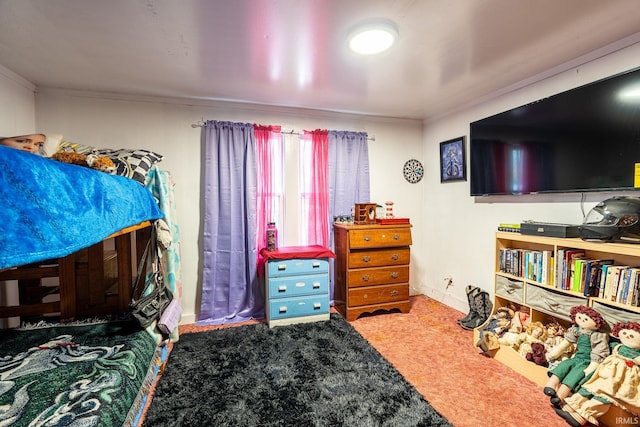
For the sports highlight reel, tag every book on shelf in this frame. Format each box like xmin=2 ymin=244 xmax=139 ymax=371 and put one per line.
xmin=498 ymin=223 xmax=521 ymax=232
xmin=584 ymin=260 xmax=613 ymax=297
xmin=556 ymin=249 xmax=565 ymax=289
xmin=565 ymin=250 xmax=586 ymax=291
xmin=603 ymin=265 xmax=629 ymax=302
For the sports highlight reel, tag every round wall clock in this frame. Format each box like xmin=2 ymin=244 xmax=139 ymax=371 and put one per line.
xmin=403 ymin=159 xmax=424 ymax=183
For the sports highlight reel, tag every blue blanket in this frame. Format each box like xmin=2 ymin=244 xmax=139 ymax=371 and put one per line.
xmin=0 ymin=146 xmax=164 ymax=269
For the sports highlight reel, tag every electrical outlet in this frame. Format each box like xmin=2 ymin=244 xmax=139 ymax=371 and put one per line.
xmin=444 ymin=277 xmax=453 ymax=288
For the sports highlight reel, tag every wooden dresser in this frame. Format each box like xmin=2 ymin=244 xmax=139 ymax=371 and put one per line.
xmin=333 ymin=223 xmax=412 ymax=321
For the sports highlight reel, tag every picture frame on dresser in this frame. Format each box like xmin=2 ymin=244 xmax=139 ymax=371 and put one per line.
xmin=439 ymin=136 xmax=467 ymax=182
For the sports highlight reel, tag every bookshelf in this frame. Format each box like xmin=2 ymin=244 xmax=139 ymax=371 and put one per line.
xmin=476 ymin=231 xmax=640 ymax=427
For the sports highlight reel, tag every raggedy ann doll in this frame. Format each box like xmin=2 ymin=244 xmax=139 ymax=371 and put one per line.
xmin=544 ymin=305 xmax=610 ymax=407
xmin=554 ymin=321 xmax=640 ymax=426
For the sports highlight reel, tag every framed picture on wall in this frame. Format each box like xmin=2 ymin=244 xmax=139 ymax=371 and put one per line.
xmin=439 ymin=136 xmax=467 ymax=182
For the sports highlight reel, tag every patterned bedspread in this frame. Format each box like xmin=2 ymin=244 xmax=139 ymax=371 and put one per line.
xmin=0 ymin=320 xmax=165 ymax=427
xmin=0 ymin=146 xmax=164 ymax=269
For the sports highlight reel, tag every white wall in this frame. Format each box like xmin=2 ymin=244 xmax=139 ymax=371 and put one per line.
xmin=0 ymin=64 xmax=36 ymax=328
xmin=421 ymin=41 xmax=640 ymax=313
xmin=33 ymin=91 xmax=424 ymax=324
xmin=0 ymin=64 xmax=36 ymax=136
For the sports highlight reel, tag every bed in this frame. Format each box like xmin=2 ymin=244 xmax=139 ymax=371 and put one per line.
xmin=0 ymin=144 xmax=181 ymax=426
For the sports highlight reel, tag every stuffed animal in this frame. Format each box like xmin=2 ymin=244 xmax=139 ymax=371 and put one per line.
xmin=526 ymin=342 xmax=548 ymax=367
xmin=543 ymin=305 xmax=609 ymax=408
xmin=544 ymin=321 xmax=574 ymax=369
xmin=513 ymin=321 xmax=548 ymax=358
xmin=51 ymin=151 xmax=116 ymax=174
xmin=554 ymin=321 xmax=640 ymax=426
xmin=498 ymin=309 xmax=528 ymax=347
xmin=476 ymin=306 xmax=515 ymax=354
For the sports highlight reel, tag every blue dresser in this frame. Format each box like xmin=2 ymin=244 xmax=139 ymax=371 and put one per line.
xmin=262 ymin=246 xmax=334 ymax=327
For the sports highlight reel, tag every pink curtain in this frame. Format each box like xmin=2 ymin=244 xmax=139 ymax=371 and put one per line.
xmin=302 ymin=129 xmax=330 ymax=247
xmin=254 ymin=124 xmax=281 ymax=253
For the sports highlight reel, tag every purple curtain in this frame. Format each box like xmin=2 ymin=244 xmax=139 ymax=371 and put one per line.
xmin=327 ymin=130 xmax=370 ymax=299
xmin=197 ymin=120 xmax=264 ymax=325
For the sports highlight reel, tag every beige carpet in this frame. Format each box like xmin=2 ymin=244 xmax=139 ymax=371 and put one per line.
xmin=349 ymin=295 xmax=568 ymax=427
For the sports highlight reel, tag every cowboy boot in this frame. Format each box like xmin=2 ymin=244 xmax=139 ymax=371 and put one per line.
xmin=457 ymin=285 xmax=481 ymax=324
xmin=460 ymin=291 xmax=492 ymax=329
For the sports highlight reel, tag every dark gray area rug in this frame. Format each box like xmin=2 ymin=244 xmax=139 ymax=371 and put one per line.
xmin=143 ymin=313 xmax=452 ymax=426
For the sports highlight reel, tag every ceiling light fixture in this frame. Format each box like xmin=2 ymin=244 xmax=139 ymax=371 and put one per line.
xmin=348 ymin=19 xmax=399 ymax=55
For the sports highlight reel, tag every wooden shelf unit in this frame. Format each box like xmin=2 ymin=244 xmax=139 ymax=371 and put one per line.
xmin=479 ymin=231 xmax=640 ymax=427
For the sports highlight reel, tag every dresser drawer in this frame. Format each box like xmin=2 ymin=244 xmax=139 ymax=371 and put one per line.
xmin=267 ymin=258 xmax=329 ymax=277
xmin=267 ymin=274 xmax=329 ymax=299
xmin=348 ymin=228 xmax=412 ymax=249
xmin=348 ymin=283 xmax=409 ymax=307
xmin=268 ymin=294 xmax=330 ymax=320
xmin=495 ymin=275 xmax=524 ymax=303
xmin=525 ymin=283 xmax=587 ymax=322
xmin=347 ymin=265 xmax=409 ymax=287
xmin=348 ymin=248 xmax=410 ymax=268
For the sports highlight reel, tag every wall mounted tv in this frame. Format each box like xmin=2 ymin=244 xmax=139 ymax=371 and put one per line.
xmin=469 ymin=67 xmax=640 ymax=196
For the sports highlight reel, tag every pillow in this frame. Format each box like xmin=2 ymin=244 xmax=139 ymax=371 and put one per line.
xmin=58 ymin=141 xmax=164 ymax=184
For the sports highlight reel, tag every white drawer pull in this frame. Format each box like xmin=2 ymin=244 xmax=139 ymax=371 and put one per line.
xmin=278 ymin=264 xmax=287 ymax=271
xmin=312 ymin=282 xmax=320 ymax=289
xmin=278 ymin=285 xmax=287 ymax=292
xmin=279 ymin=306 xmax=287 ymax=313
xmin=312 ymin=262 xmax=320 ymax=268
xmin=296 ymin=282 xmax=305 ymax=287
xmin=364 ymin=235 xmax=371 ymax=241
xmin=313 ymin=303 xmax=321 ymax=309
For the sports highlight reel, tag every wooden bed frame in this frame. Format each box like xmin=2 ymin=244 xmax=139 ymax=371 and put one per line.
xmin=0 ymin=221 xmax=152 ymax=322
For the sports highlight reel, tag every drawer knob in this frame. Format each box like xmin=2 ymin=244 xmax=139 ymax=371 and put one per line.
xmin=390 ymin=290 xmax=399 ymax=296
xmin=312 ymin=282 xmax=320 ymax=289
xmin=278 ymin=264 xmax=287 ymax=271
xmin=362 ymin=256 xmax=371 ymax=262
xmin=313 ymin=303 xmax=321 ymax=309
xmin=278 ymin=285 xmax=287 ymax=292
xmin=279 ymin=306 xmax=287 ymax=313
xmin=392 ymin=234 xmax=400 ymax=240
xmin=362 ymin=274 xmax=370 ymax=282
xmin=296 ymin=282 xmax=305 ymax=287
xmin=391 ymin=254 xmax=399 ymax=261
xmin=390 ymin=272 xmax=399 ymax=279
xmin=312 ymin=262 xmax=320 ymax=268
xmin=363 ymin=235 xmax=371 ymax=241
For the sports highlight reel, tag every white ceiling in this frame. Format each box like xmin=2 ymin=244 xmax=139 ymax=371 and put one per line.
xmin=1 ymin=0 xmax=640 ymax=121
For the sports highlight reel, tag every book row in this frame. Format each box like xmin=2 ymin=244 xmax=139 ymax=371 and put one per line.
xmin=498 ymin=248 xmax=554 ymax=285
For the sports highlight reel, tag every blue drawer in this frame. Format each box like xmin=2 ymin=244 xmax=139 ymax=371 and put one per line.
xmin=267 ymin=274 xmax=329 ymax=299
xmin=268 ymin=294 xmax=330 ymax=320
xmin=267 ymin=258 xmax=329 ymax=277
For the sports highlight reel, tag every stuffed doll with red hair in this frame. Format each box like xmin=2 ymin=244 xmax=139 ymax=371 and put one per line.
xmin=554 ymin=321 xmax=640 ymax=426
xmin=543 ymin=305 xmax=610 ymax=407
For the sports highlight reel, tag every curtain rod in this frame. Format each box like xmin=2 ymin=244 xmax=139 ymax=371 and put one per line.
xmin=190 ymin=121 xmax=375 ymax=141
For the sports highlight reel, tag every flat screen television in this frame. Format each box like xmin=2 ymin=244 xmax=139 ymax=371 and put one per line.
xmin=469 ymin=67 xmax=640 ymax=196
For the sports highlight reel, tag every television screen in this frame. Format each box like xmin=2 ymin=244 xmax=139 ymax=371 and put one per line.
xmin=469 ymin=67 xmax=640 ymax=196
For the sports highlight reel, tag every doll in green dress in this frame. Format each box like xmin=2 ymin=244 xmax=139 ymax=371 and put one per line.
xmin=554 ymin=321 xmax=640 ymax=426
xmin=544 ymin=305 xmax=610 ymax=406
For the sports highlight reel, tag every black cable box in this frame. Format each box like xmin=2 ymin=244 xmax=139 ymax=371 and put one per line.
xmin=520 ymin=221 xmax=580 ymax=238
